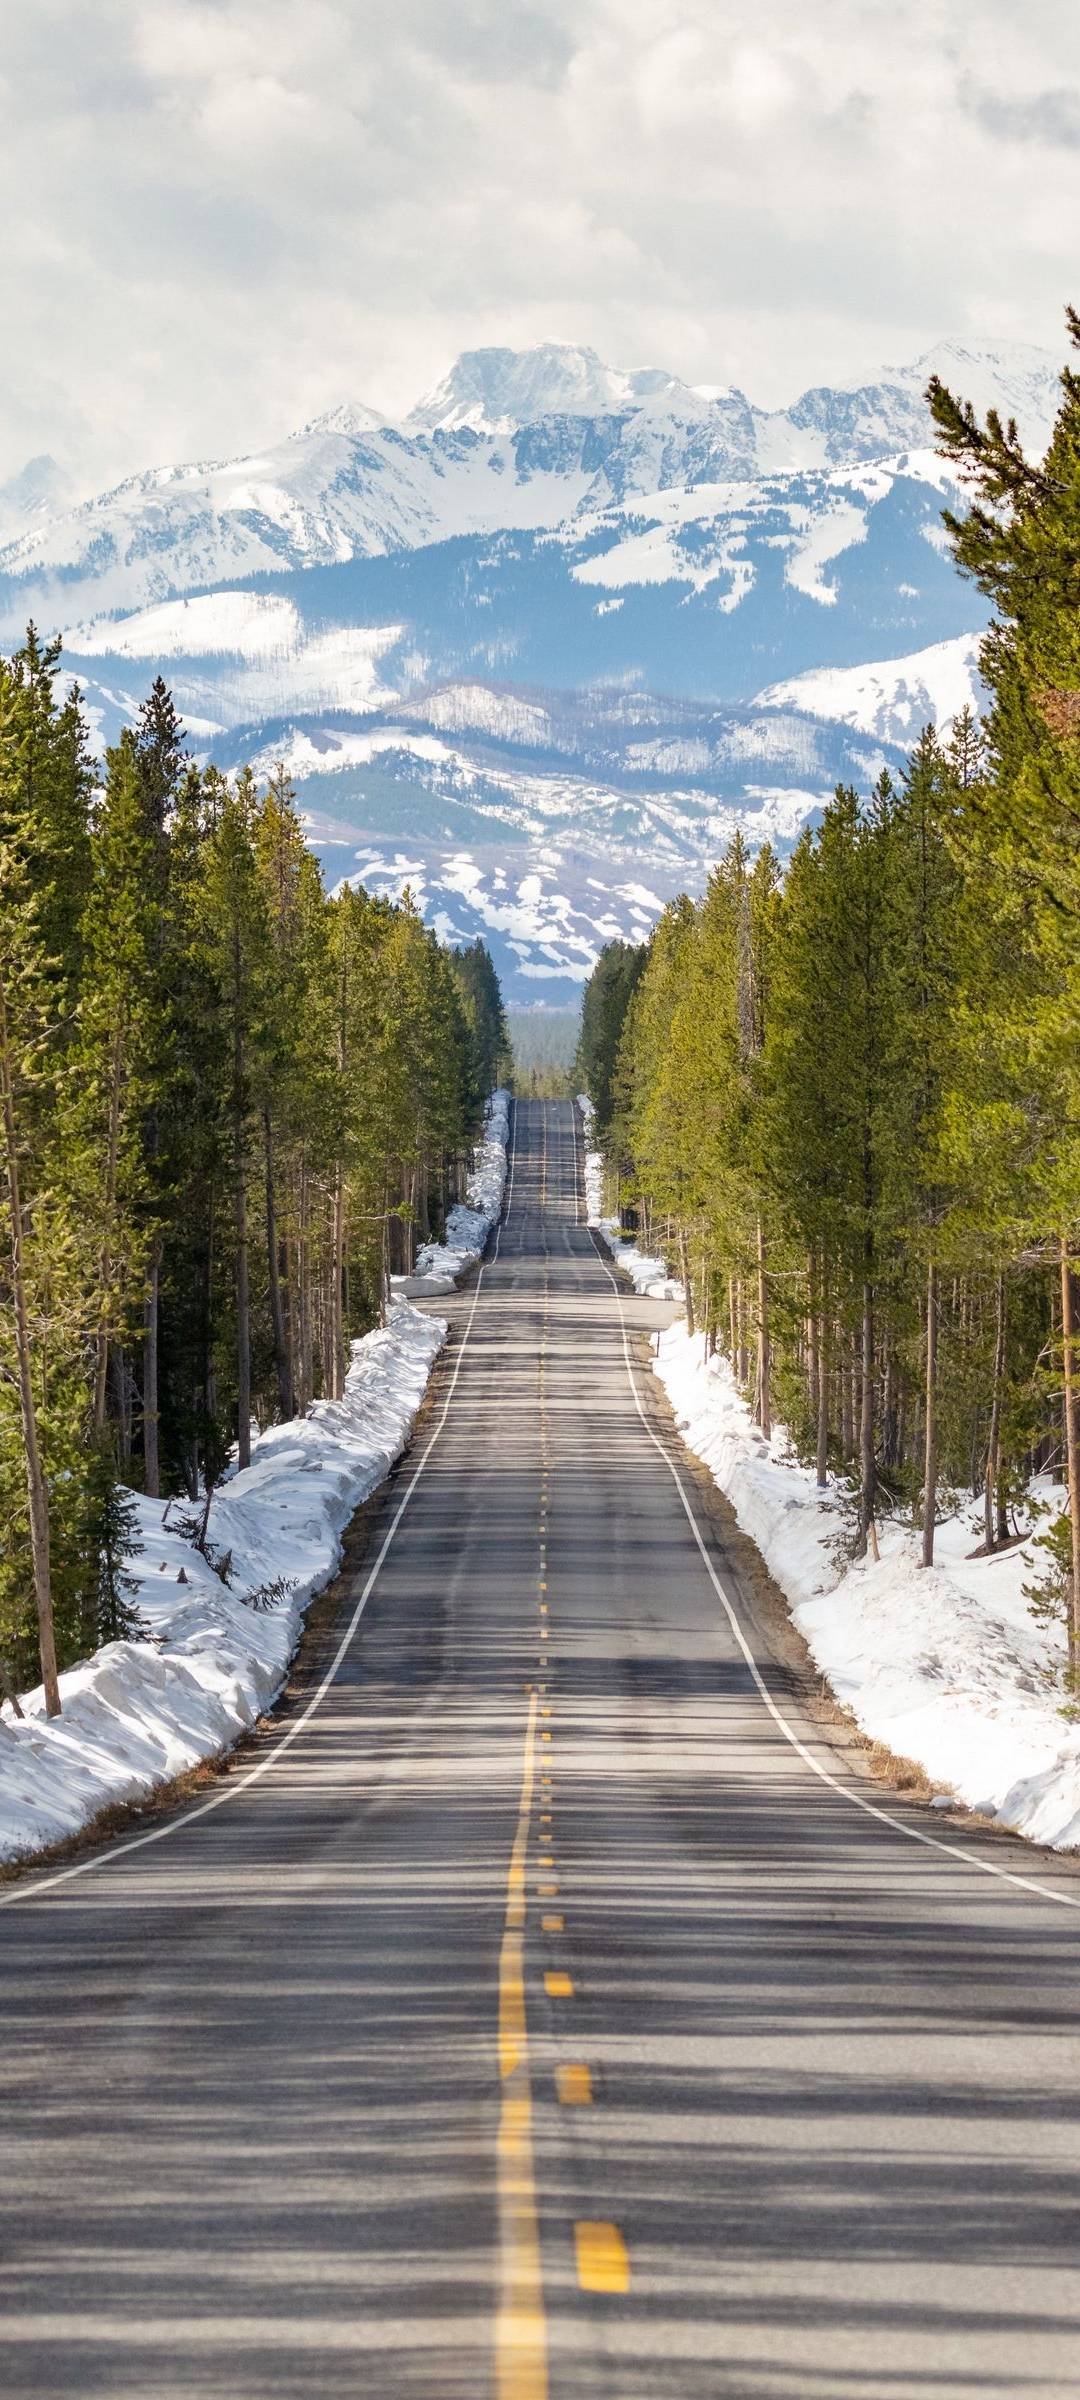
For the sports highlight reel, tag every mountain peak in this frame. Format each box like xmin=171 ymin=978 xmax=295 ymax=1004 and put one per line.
xmin=406 ymin=342 xmax=706 ymax=434
xmin=294 ymin=399 xmax=387 ymax=440
xmin=0 ymin=451 xmax=76 ymax=537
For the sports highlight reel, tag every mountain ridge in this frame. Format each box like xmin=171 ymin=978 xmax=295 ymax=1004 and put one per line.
xmin=0 ymin=334 xmax=1046 ymax=1003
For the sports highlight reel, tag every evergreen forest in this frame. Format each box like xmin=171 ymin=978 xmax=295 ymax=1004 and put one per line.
xmin=0 ymin=641 xmax=508 ymax=1710
xmin=578 ymin=322 xmax=1080 ymax=1686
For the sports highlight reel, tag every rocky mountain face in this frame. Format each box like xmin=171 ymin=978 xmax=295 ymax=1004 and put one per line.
xmin=0 ymin=338 xmax=1058 ymax=999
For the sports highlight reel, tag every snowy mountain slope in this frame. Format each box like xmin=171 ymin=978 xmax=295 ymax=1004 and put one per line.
xmin=54 ymin=455 xmax=983 ymax=732
xmin=0 ymin=341 xmax=1061 ymax=641
xmin=757 ymin=632 xmax=986 ymax=746
xmin=192 ymin=689 xmax=898 ymax=1000
xmin=0 ymin=419 xmax=605 ymax=636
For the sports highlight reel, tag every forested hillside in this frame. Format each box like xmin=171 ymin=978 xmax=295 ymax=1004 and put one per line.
xmin=0 ymin=638 xmax=507 ymax=1711
xmin=578 ymin=318 xmax=1080 ymax=1688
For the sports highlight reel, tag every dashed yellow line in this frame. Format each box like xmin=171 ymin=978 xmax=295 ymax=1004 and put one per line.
xmin=575 ymin=2222 xmax=630 ymax=2294
xmin=544 ymin=1970 xmax=574 ymax=1999
xmin=495 ymin=1689 xmax=547 ymax=2400
xmin=556 ymin=2063 xmax=593 ymax=2106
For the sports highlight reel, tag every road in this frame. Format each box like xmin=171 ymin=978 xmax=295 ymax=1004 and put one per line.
xmin=3 ymin=1096 xmax=1080 ymax=2400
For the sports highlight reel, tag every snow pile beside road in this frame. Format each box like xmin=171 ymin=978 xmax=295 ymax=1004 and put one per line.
xmin=654 ymin=1321 xmax=1080 ymax=1851
xmin=414 ymin=1088 xmax=511 ymax=1287
xmin=0 ymin=1301 xmax=445 ymax=1865
xmin=578 ymin=1095 xmax=684 ymax=1300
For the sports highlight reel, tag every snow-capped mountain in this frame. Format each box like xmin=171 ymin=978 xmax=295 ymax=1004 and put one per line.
xmin=4 ymin=336 xmax=1057 ymax=998
xmin=757 ymin=633 xmax=986 ymax=748
xmin=0 ymin=338 xmax=1061 ymax=640
xmin=405 ymin=343 xmax=708 ymax=433
xmin=0 ymin=452 xmax=77 ymax=544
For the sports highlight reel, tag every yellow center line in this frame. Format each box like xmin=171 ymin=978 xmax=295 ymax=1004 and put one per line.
xmin=575 ymin=2222 xmax=630 ymax=2294
xmin=496 ymin=1688 xmax=547 ymax=2400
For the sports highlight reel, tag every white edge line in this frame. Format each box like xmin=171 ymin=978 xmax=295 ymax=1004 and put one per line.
xmin=1 ymin=1103 xmax=520 ymax=1911
xmin=589 ymin=1227 xmax=1080 ymax=1916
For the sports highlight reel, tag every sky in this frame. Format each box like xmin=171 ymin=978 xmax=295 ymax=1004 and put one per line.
xmin=2 ymin=0 xmax=1079 ymax=491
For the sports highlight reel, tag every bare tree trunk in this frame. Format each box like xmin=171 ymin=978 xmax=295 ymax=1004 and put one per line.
xmin=679 ymin=1224 xmax=695 ymax=1338
xmin=816 ymin=1267 xmax=829 ymax=1489
xmin=232 ymin=964 xmax=251 ymax=1471
xmin=857 ymin=1275 xmax=878 ymax=1561
xmin=754 ymin=1216 xmax=771 ymax=1436
xmin=297 ymin=1148 xmax=313 ymax=1411
xmin=807 ymin=1251 xmax=819 ymax=1442
xmin=331 ymin=1171 xmax=346 ymax=1399
xmin=921 ymin=1260 xmax=937 ymax=1569
xmin=143 ymin=1246 xmax=160 ymax=1497
xmin=985 ymin=1273 xmax=1007 ymax=1554
xmin=93 ymin=1031 xmax=123 ymax=1435
xmin=264 ymin=1110 xmax=292 ymax=1421
xmin=0 ymin=985 xmax=60 ymax=1715
xmin=1060 ymin=1238 xmax=1080 ymax=1682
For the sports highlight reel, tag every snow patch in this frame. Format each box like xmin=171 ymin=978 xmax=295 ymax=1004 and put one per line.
xmin=0 ymin=1303 xmax=447 ymax=1864
xmin=652 ymin=1323 xmax=1080 ymax=1852
xmin=758 ymin=632 xmax=985 ymax=744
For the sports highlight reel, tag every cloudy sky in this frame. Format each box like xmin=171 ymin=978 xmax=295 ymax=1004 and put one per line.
xmin=2 ymin=0 xmax=1079 ymax=489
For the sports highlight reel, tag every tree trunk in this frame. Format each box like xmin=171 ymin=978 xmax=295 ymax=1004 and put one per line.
xmin=678 ymin=1224 xmax=695 ymax=1338
xmin=297 ymin=1147 xmax=313 ymax=1411
xmin=93 ymin=1029 xmax=124 ymax=1436
xmin=0 ymin=985 xmax=60 ymax=1715
xmin=754 ymin=1216 xmax=771 ymax=1436
xmin=857 ymin=1275 xmax=878 ymax=1561
xmin=921 ymin=1260 xmax=937 ymax=1569
xmin=806 ymin=1252 xmax=819 ymax=1445
xmin=331 ymin=1170 xmax=346 ymax=1399
xmin=1059 ymin=1238 xmax=1080 ymax=1682
xmin=815 ymin=1267 xmax=829 ymax=1489
xmin=985 ymin=1273 xmax=1007 ymax=1554
xmin=840 ymin=1328 xmax=853 ymax=1460
xmin=143 ymin=1245 xmax=161 ymax=1498
xmin=231 ymin=946 xmax=251 ymax=1472
xmin=264 ymin=1111 xmax=292 ymax=1421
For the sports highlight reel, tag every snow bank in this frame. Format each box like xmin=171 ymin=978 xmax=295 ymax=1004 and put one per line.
xmin=414 ymin=1087 xmax=511 ymax=1286
xmin=654 ymin=1321 xmax=1080 ymax=1852
xmin=578 ymin=1095 xmax=684 ymax=1300
xmin=0 ymin=1301 xmax=445 ymax=1864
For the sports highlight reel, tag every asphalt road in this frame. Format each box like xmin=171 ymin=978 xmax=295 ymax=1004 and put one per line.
xmin=3 ymin=1097 xmax=1080 ymax=2400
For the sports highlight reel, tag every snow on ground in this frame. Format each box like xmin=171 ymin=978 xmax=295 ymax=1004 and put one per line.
xmin=654 ymin=1324 xmax=1080 ymax=1852
xmin=414 ymin=1087 xmax=511 ymax=1285
xmin=0 ymin=1304 xmax=444 ymax=1864
xmin=0 ymin=1092 xmax=512 ymax=1867
xmin=579 ymin=1098 xmax=684 ymax=1299
xmin=579 ymin=1095 xmax=1080 ymax=1851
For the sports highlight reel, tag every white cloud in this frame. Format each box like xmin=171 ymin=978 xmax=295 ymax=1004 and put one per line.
xmin=0 ymin=0 xmax=1078 ymax=486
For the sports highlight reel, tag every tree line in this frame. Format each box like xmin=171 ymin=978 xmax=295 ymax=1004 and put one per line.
xmin=0 ymin=637 xmax=508 ymax=1711
xmin=578 ymin=313 xmax=1080 ymax=1685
